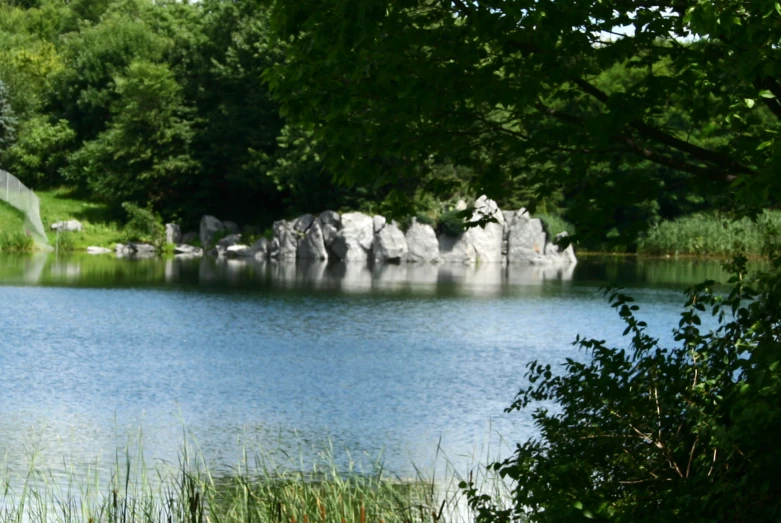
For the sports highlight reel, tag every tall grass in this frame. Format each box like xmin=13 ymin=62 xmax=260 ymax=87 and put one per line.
xmin=0 ymin=437 xmax=510 ymax=523
xmin=0 ymin=230 xmax=35 ymax=252
xmin=638 ymin=210 xmax=781 ymax=257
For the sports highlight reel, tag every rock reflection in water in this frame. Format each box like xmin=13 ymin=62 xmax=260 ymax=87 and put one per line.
xmin=3 ymin=253 xmax=748 ymax=294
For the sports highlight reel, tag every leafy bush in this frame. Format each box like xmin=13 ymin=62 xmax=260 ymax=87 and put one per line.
xmin=464 ymin=255 xmax=781 ymax=522
xmin=3 ymin=116 xmax=76 ymax=186
xmin=122 ymin=201 xmax=164 ymax=247
xmin=437 ymin=209 xmax=467 ymax=237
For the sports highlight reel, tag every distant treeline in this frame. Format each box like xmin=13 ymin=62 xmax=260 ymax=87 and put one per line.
xmin=0 ymin=0 xmax=764 ymax=251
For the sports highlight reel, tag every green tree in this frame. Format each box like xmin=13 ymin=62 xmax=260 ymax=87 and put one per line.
xmin=267 ymin=0 xmax=781 ymax=219
xmin=460 ymin=257 xmax=781 ymax=522
xmin=0 ymin=79 xmax=16 ymax=153
xmin=66 ymin=59 xmax=197 ymax=212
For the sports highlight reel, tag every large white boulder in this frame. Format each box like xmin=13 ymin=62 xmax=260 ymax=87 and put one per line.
xmin=330 ymin=212 xmax=374 ymax=262
xmin=405 ymin=220 xmax=441 ymax=263
xmin=174 ymin=244 xmax=203 ymax=256
xmin=464 ymin=195 xmax=505 ymax=263
xmin=51 ymin=219 xmax=83 ymax=232
xmin=199 ymin=215 xmax=225 ymax=247
xmin=545 ymin=231 xmax=577 ymax=265
xmin=271 ymin=220 xmax=299 ymax=260
xmin=506 ymin=210 xmax=554 ymax=264
xmin=294 ymin=214 xmax=315 ymax=233
xmin=298 ymin=220 xmax=328 ymax=260
xmin=438 ymin=234 xmax=476 ymax=264
xmin=318 ymin=211 xmax=341 ymax=247
xmin=373 ymin=220 xmax=408 ymax=263
xmin=165 ymin=223 xmax=181 ymax=244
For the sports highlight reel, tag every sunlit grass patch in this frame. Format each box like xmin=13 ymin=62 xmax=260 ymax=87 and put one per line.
xmin=637 ymin=210 xmax=781 ymax=257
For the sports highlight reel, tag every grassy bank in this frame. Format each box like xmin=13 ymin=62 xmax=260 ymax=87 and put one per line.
xmin=0 ymin=187 xmax=125 ymax=252
xmin=637 ymin=210 xmax=781 ymax=257
xmin=0 ymin=440 xmax=506 ymax=523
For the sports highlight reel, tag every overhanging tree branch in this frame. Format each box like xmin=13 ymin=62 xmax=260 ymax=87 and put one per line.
xmin=571 ymin=78 xmax=753 ymax=175
xmin=535 ymin=101 xmax=736 ymax=183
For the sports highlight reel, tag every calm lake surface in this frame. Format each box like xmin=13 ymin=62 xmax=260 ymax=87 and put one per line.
xmin=0 ymin=253 xmax=739 ymax=480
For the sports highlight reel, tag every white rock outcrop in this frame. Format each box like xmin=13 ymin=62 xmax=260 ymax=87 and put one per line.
xmin=318 ymin=211 xmax=341 ymax=247
xmin=373 ymin=220 xmax=408 ymax=263
xmin=271 ymin=220 xmax=299 ymax=260
xmin=464 ymin=195 xmax=505 ymax=263
xmin=545 ymin=232 xmax=577 ymax=265
xmin=298 ymin=219 xmax=328 ymax=260
xmin=165 ymin=223 xmax=181 ymax=244
xmin=330 ymin=212 xmax=374 ymax=262
xmin=438 ymin=234 xmax=475 ymax=264
xmin=405 ymin=220 xmax=441 ymax=263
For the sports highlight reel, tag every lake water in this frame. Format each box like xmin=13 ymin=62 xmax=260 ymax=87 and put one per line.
xmin=0 ymin=253 xmax=737 ymax=482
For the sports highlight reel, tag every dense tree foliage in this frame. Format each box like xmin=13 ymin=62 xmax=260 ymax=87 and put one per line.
xmin=3 ymin=0 xmax=773 ymax=243
xmin=0 ymin=0 xmax=357 ymax=225
xmin=267 ymin=0 xmax=781 ymax=244
xmin=0 ymin=80 xmax=16 ymax=153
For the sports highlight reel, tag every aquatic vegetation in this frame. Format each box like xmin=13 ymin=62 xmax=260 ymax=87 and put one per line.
xmin=0 ymin=436 xmax=509 ymax=523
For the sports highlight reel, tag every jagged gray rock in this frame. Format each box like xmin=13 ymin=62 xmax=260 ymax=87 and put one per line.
xmin=165 ymin=223 xmax=181 ymax=244
xmin=298 ymin=220 xmax=328 ymax=260
xmin=373 ymin=221 xmax=407 ymax=263
xmin=506 ymin=211 xmax=553 ymax=264
xmin=464 ymin=195 xmax=505 ymax=263
xmin=116 ymin=242 xmax=156 ymax=258
xmin=271 ymin=220 xmax=299 ymax=260
xmin=373 ymin=215 xmax=386 ymax=233
xmin=234 ymin=237 xmax=271 ymax=260
xmin=174 ymin=244 xmax=203 ymax=256
xmin=545 ymin=232 xmax=577 ymax=265
xmin=438 ymin=234 xmax=476 ymax=264
xmin=294 ymin=214 xmax=315 ymax=232
xmin=405 ymin=220 xmax=441 ymax=263
xmin=200 ymin=215 xmax=225 ymax=247
xmin=330 ymin=212 xmax=374 ymax=262
xmin=225 ymin=244 xmax=250 ymax=257
xmin=318 ymin=211 xmax=341 ymax=247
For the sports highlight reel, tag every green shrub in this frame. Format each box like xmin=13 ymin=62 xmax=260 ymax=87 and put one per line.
xmin=437 ymin=209 xmax=466 ymax=236
xmin=122 ymin=202 xmax=165 ymax=247
xmin=464 ymin=255 xmax=781 ymax=522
